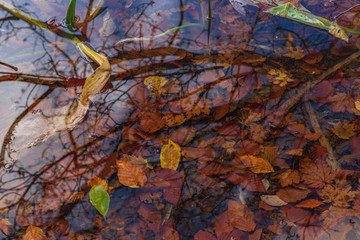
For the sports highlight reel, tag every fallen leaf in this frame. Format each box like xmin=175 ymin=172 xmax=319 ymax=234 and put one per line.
xmin=117 ymin=160 xmax=147 ymax=188
xmin=328 ymin=22 xmax=349 ymax=42
xmin=261 ymin=195 xmax=288 ymax=207
xmin=197 ymin=161 xmax=231 ymax=175
xmin=23 ymin=225 xmax=46 ymax=240
xmin=87 ymin=175 xmax=108 ymax=191
xmin=268 ymin=68 xmax=293 ymax=87
xmin=285 ymin=148 xmax=303 ymax=156
xmin=89 ymin=185 xmax=110 ymax=217
xmin=238 ymin=155 xmax=274 ymax=173
xmin=160 ymin=140 xmax=181 ymax=171
xmin=331 ymin=121 xmax=356 ymax=140
xmin=300 ymin=159 xmax=337 ymax=188
xmin=318 ymin=184 xmax=356 ymax=208
xmin=274 ymin=169 xmax=300 ymax=187
xmin=144 ymin=76 xmax=168 ymax=95
xmin=276 ymin=187 xmax=311 ymax=203
xmin=227 ymin=200 xmax=256 ymax=232
xmin=296 ymin=199 xmax=324 ymax=208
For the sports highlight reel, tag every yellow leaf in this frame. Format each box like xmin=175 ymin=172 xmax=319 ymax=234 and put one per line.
xmin=328 ymin=22 xmax=349 ymax=42
xmin=144 ymin=76 xmax=168 ymax=94
xmin=23 ymin=225 xmax=46 ymax=240
xmin=239 ymin=155 xmax=274 ymax=173
xmin=87 ymin=176 xmax=108 ymax=191
xmin=160 ymin=140 xmax=181 ymax=171
xmin=0 ymin=219 xmax=11 ymax=226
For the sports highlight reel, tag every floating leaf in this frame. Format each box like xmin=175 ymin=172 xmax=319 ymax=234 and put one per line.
xmin=89 ymin=185 xmax=110 ymax=216
xmin=160 ymin=140 xmax=181 ymax=171
xmin=88 ymin=176 xmax=108 ymax=191
xmin=117 ymin=160 xmax=147 ymax=188
xmin=23 ymin=225 xmax=46 ymax=240
xmin=65 ymin=0 xmax=77 ymax=32
xmin=328 ymin=22 xmax=349 ymax=42
xmin=238 ymin=155 xmax=274 ymax=173
xmin=261 ymin=195 xmax=288 ymax=207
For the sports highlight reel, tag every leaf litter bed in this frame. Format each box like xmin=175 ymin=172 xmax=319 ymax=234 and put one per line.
xmin=0 ymin=0 xmax=360 ymax=239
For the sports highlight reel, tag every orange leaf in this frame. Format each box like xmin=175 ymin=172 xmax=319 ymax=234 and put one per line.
xmin=227 ymin=200 xmax=256 ymax=232
xmin=331 ymin=122 xmax=355 ymax=140
xmin=238 ymin=155 xmax=274 ymax=173
xmin=23 ymin=225 xmax=46 ymax=240
xmin=117 ymin=160 xmax=147 ymax=188
xmin=274 ymin=169 xmax=300 ymax=187
xmin=285 ymin=148 xmax=303 ymax=156
xmin=296 ymin=199 xmax=324 ymax=208
xmin=87 ymin=176 xmax=108 ymax=191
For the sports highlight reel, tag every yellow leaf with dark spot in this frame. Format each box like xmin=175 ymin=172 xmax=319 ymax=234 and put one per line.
xmin=160 ymin=140 xmax=181 ymax=171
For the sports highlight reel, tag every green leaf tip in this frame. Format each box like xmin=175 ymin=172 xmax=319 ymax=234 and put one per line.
xmin=66 ymin=0 xmax=77 ymax=32
xmin=89 ymin=185 xmax=110 ymax=216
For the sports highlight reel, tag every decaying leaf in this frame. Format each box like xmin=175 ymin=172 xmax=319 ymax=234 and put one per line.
xmin=89 ymin=185 xmax=110 ymax=216
xmin=117 ymin=160 xmax=147 ymax=188
xmin=261 ymin=195 xmax=288 ymax=207
xmin=276 ymin=187 xmax=311 ymax=203
xmin=268 ymin=68 xmax=294 ymax=87
xmin=274 ymin=169 xmax=301 ymax=187
xmin=328 ymin=22 xmax=349 ymax=42
xmin=285 ymin=148 xmax=303 ymax=156
xmin=160 ymin=140 xmax=181 ymax=171
xmin=331 ymin=121 xmax=356 ymax=140
xmin=0 ymin=218 xmax=11 ymax=235
xmin=300 ymin=159 xmax=337 ymax=188
xmin=23 ymin=225 xmax=46 ymax=240
xmin=144 ymin=76 xmax=168 ymax=95
xmin=87 ymin=175 xmax=108 ymax=191
xmin=238 ymin=155 xmax=274 ymax=173
xmin=318 ymin=184 xmax=356 ymax=208
xmin=296 ymin=199 xmax=324 ymax=208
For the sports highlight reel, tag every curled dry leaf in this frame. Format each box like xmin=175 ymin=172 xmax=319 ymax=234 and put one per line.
xmin=238 ymin=155 xmax=274 ymax=173
xmin=261 ymin=195 xmax=288 ymax=207
xmin=117 ymin=160 xmax=147 ymax=188
xmin=23 ymin=225 xmax=46 ymax=240
xmin=87 ymin=175 xmax=108 ymax=191
xmin=160 ymin=140 xmax=181 ymax=171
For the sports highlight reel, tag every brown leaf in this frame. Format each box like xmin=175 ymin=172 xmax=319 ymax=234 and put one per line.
xmin=300 ymin=159 xmax=337 ymax=188
xmin=285 ymin=148 xmax=303 ymax=156
xmin=197 ymin=161 xmax=231 ymax=175
xmin=296 ymin=199 xmax=324 ymax=208
xmin=87 ymin=176 xmax=108 ymax=191
xmin=318 ymin=184 xmax=356 ymax=208
xmin=238 ymin=155 xmax=274 ymax=174
xmin=117 ymin=160 xmax=147 ymax=188
xmin=260 ymin=195 xmax=288 ymax=207
xmin=66 ymin=191 xmax=85 ymax=203
xmin=274 ymin=169 xmax=300 ymax=187
xmin=170 ymin=127 xmax=197 ymax=145
xmin=227 ymin=200 xmax=256 ymax=232
xmin=139 ymin=112 xmax=165 ymax=133
xmin=276 ymin=187 xmax=311 ymax=203
xmin=331 ymin=121 xmax=356 ymax=140
xmin=23 ymin=225 xmax=46 ymax=240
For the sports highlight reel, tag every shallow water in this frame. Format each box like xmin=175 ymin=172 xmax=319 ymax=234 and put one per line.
xmin=0 ymin=0 xmax=360 ymax=239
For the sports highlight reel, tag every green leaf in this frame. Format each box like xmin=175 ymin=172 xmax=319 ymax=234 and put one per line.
xmin=89 ymin=185 xmax=110 ymax=216
xmin=66 ymin=0 xmax=77 ymax=32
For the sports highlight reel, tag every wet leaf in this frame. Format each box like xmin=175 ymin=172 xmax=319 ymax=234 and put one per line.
xmin=276 ymin=187 xmax=311 ymax=203
xmin=268 ymin=68 xmax=293 ymax=87
xmin=89 ymin=185 xmax=110 ymax=216
xmin=318 ymin=184 xmax=356 ymax=208
xmin=23 ymin=225 xmax=46 ymax=240
xmin=238 ymin=155 xmax=274 ymax=173
xmin=261 ymin=195 xmax=288 ymax=207
xmin=0 ymin=218 xmax=11 ymax=235
xmin=227 ymin=200 xmax=256 ymax=232
xmin=331 ymin=122 xmax=355 ymax=140
xmin=328 ymin=22 xmax=349 ymax=42
xmin=285 ymin=148 xmax=303 ymax=156
xmin=160 ymin=140 xmax=181 ymax=171
xmin=144 ymin=76 xmax=168 ymax=95
xmin=300 ymin=159 xmax=337 ymax=188
xmin=296 ymin=199 xmax=324 ymax=208
xmin=274 ymin=169 xmax=300 ymax=187
xmin=117 ymin=160 xmax=147 ymax=188
xmin=87 ymin=176 xmax=108 ymax=191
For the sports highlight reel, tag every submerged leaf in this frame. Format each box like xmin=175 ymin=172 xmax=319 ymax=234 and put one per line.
xmin=238 ymin=155 xmax=274 ymax=173
xmin=23 ymin=225 xmax=46 ymax=240
xmin=160 ymin=140 xmax=181 ymax=171
xmin=89 ymin=185 xmax=110 ymax=216
xmin=144 ymin=76 xmax=169 ymax=95
xmin=261 ymin=195 xmax=288 ymax=207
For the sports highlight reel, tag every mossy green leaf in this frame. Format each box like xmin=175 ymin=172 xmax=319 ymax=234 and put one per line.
xmin=89 ymin=185 xmax=110 ymax=216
